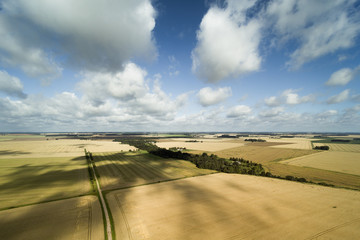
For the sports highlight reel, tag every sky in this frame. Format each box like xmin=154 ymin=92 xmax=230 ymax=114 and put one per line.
xmin=0 ymin=0 xmax=360 ymax=132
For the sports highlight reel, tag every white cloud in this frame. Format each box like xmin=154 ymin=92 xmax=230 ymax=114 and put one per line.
xmin=0 ymin=70 xmax=27 ymax=98
xmin=0 ymin=0 xmax=157 ymax=82
xmin=259 ymin=107 xmax=284 ymax=118
xmin=282 ymin=89 xmax=314 ymax=105
xmin=79 ymin=62 xmax=186 ymax=118
xmin=326 ymin=66 xmax=359 ymax=86
xmin=197 ymin=86 xmax=232 ymax=107
xmin=192 ymin=0 xmax=262 ymax=82
xmin=264 ymin=89 xmax=314 ymax=106
xmin=327 ymin=89 xmax=350 ymax=104
xmin=267 ymin=0 xmax=360 ymax=69
xmin=264 ymin=96 xmax=281 ymax=107
xmin=227 ymin=105 xmax=251 ymax=118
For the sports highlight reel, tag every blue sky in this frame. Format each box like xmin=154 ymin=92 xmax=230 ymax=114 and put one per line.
xmin=0 ymin=0 xmax=360 ymax=132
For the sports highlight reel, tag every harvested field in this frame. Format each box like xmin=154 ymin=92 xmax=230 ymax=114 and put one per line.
xmin=281 ymin=151 xmax=360 ymax=175
xmin=156 ymin=140 xmax=244 ymax=152
xmin=0 ymin=196 xmax=104 ymax=240
xmin=313 ymin=143 xmax=360 ymax=152
xmin=93 ymin=152 xmax=216 ymax=190
xmin=107 ymin=173 xmax=360 ymax=240
xmin=0 ymin=139 xmax=135 ymax=158
xmin=213 ymin=145 xmax=315 ymax=164
xmin=0 ymin=156 xmax=91 ymax=209
xmin=269 ymin=138 xmax=314 ymax=150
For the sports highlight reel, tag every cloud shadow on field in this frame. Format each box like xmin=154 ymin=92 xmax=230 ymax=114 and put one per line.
xmin=0 ymin=150 xmax=31 ymax=156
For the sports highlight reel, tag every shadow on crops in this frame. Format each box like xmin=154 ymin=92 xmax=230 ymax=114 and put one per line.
xmin=0 ymin=151 xmax=283 ymax=240
xmin=0 ymin=150 xmax=31 ymax=156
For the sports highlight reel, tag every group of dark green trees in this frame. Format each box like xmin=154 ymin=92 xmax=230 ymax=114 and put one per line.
xmin=116 ymin=138 xmax=266 ymax=176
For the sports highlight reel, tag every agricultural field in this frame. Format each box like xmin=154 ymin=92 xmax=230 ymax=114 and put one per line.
xmin=0 ymin=156 xmax=91 ymax=209
xmin=312 ymin=143 xmax=360 ymax=152
xmin=92 ymin=151 xmax=216 ymax=190
xmin=281 ymin=151 xmax=360 ymax=175
xmin=107 ymin=173 xmax=360 ymax=240
xmin=268 ymin=137 xmax=315 ymax=150
xmin=213 ymin=145 xmax=315 ymax=164
xmin=0 ymin=196 xmax=104 ymax=240
xmin=156 ymin=138 xmax=244 ymax=152
xmin=0 ymin=139 xmax=135 ymax=158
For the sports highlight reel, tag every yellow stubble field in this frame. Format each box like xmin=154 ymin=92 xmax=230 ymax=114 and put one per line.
xmin=107 ymin=173 xmax=360 ymax=240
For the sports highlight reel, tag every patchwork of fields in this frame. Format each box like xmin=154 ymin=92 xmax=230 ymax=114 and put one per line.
xmin=1 ymin=134 xmax=360 ymax=239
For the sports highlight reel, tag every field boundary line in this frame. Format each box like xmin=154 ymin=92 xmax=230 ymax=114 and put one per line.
xmin=86 ymin=150 xmax=113 ymax=240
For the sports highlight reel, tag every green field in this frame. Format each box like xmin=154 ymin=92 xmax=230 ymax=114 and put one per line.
xmin=0 ymin=156 xmax=92 ymax=209
xmin=92 ymin=151 xmax=216 ymax=190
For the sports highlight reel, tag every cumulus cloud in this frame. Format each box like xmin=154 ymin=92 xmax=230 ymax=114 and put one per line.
xmin=0 ymin=70 xmax=27 ymax=98
xmin=282 ymin=89 xmax=314 ymax=105
xmin=327 ymin=89 xmax=350 ymax=104
xmin=326 ymin=66 xmax=359 ymax=86
xmin=226 ymin=105 xmax=251 ymax=118
xmin=259 ymin=107 xmax=284 ymax=118
xmin=192 ymin=0 xmax=360 ymax=81
xmin=0 ymin=0 xmax=157 ymax=82
xmin=79 ymin=62 xmax=186 ymax=118
xmin=264 ymin=96 xmax=281 ymax=107
xmin=192 ymin=0 xmax=262 ymax=82
xmin=267 ymin=0 xmax=360 ymax=69
xmin=197 ymin=86 xmax=232 ymax=107
xmin=264 ymin=89 xmax=314 ymax=106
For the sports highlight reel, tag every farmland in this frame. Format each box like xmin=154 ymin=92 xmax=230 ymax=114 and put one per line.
xmin=0 ymin=139 xmax=135 ymax=159
xmin=281 ymin=151 xmax=360 ymax=175
xmin=312 ymin=143 xmax=360 ymax=152
xmin=0 ymin=156 xmax=91 ymax=209
xmin=156 ymin=138 xmax=244 ymax=152
xmin=1 ymin=133 xmax=360 ymax=239
xmin=92 ymin=151 xmax=216 ymax=190
xmin=0 ymin=196 xmax=104 ymax=240
xmin=107 ymin=173 xmax=360 ymax=240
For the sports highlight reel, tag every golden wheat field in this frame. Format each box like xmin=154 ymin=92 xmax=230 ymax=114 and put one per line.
xmin=266 ymin=137 xmax=315 ymax=150
xmin=213 ymin=145 xmax=315 ymax=164
xmin=0 ymin=139 xmax=135 ymax=158
xmin=156 ymin=139 xmax=244 ymax=152
xmin=312 ymin=143 xmax=360 ymax=152
xmin=107 ymin=173 xmax=360 ymax=240
xmin=281 ymin=151 xmax=360 ymax=175
xmin=0 ymin=196 xmax=104 ymax=240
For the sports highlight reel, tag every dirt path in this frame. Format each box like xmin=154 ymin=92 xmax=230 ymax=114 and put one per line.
xmin=89 ymin=155 xmax=113 ymax=240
